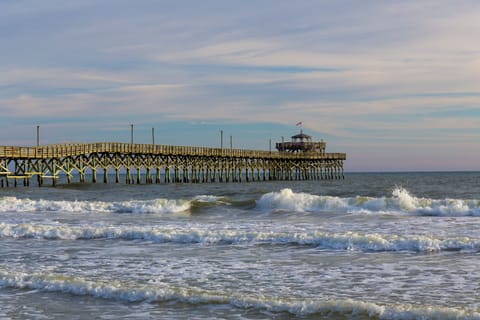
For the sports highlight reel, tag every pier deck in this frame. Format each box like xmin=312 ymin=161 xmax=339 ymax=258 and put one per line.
xmin=0 ymin=142 xmax=346 ymax=187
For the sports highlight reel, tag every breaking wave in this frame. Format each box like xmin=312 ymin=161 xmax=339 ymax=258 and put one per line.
xmin=3 ymin=187 xmax=478 ymax=217
xmin=256 ymin=188 xmax=480 ymax=216
xmin=0 ymin=197 xmax=195 ymax=214
xmin=1 ymin=222 xmax=479 ymax=252
xmin=0 ymin=268 xmax=478 ymax=319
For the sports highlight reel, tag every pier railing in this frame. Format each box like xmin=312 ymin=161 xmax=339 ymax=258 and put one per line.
xmin=0 ymin=143 xmax=346 ymax=160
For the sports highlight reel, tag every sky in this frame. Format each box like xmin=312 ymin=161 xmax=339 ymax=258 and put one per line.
xmin=1 ymin=0 xmax=479 ymax=171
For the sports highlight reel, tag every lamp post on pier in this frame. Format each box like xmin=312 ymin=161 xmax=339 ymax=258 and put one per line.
xmin=130 ymin=124 xmax=134 ymax=144
xmin=220 ymin=130 xmax=224 ymax=149
xmin=36 ymin=125 xmax=40 ymax=147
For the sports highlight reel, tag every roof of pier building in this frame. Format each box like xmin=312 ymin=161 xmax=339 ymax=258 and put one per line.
xmin=291 ymin=130 xmax=312 ymax=142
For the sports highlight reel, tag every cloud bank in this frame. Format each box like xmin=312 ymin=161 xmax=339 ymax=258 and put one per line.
xmin=0 ymin=0 xmax=479 ymax=170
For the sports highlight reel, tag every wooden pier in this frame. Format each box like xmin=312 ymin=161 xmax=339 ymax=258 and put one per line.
xmin=0 ymin=141 xmax=346 ymax=187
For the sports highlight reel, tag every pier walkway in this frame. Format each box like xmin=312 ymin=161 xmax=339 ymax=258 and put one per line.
xmin=0 ymin=142 xmax=346 ymax=187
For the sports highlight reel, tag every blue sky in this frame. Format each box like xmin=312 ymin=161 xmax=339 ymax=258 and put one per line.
xmin=1 ymin=1 xmax=479 ymax=171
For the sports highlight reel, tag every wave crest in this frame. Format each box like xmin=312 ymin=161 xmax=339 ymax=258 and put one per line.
xmin=0 ymin=268 xmax=478 ymax=319
xmin=256 ymin=188 xmax=480 ymax=216
xmin=0 ymin=196 xmax=191 ymax=214
xmin=1 ymin=222 xmax=479 ymax=252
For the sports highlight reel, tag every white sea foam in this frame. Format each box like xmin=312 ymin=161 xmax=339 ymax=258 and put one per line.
xmin=2 ymin=188 xmax=478 ymax=216
xmin=256 ymin=188 xmax=480 ymax=216
xmin=0 ymin=268 xmax=478 ymax=319
xmin=193 ymin=195 xmax=224 ymax=203
xmin=0 ymin=196 xmax=191 ymax=214
xmin=1 ymin=222 xmax=478 ymax=252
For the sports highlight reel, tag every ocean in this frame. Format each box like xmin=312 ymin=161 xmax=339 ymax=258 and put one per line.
xmin=1 ymin=172 xmax=479 ymax=319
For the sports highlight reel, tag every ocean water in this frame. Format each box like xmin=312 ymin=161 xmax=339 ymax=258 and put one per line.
xmin=1 ymin=172 xmax=480 ymax=319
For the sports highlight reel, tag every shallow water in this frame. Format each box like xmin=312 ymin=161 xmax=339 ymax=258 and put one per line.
xmin=1 ymin=172 xmax=480 ymax=319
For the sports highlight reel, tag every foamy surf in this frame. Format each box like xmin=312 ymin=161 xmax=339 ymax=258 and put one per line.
xmin=3 ymin=188 xmax=478 ymax=216
xmin=0 ymin=196 xmax=192 ymax=214
xmin=0 ymin=268 xmax=478 ymax=319
xmin=193 ymin=195 xmax=226 ymax=203
xmin=1 ymin=222 xmax=478 ymax=252
xmin=256 ymin=188 xmax=480 ymax=216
